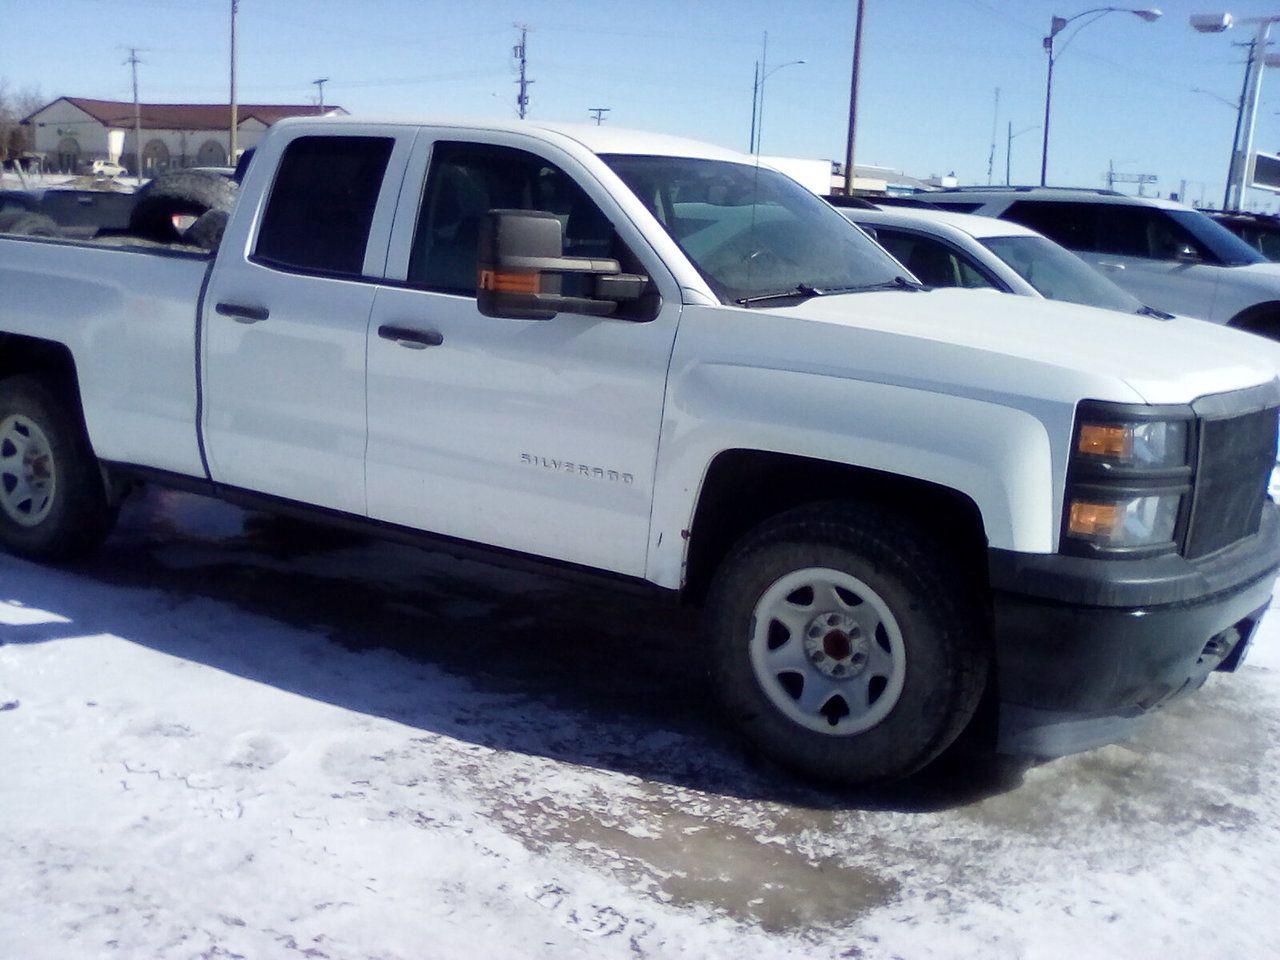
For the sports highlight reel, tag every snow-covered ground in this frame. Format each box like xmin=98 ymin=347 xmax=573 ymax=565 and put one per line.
xmin=2 ymin=488 xmax=1277 ymax=959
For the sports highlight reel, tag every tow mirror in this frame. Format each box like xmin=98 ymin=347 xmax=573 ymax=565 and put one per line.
xmin=476 ymin=208 xmax=649 ymax=320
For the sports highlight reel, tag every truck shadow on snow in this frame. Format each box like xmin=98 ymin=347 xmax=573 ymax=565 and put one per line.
xmin=3 ymin=487 xmax=1030 ymax=812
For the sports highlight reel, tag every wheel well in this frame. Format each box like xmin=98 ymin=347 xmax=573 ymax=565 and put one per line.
xmin=1227 ymin=301 xmax=1280 ymax=338
xmin=0 ymin=333 xmax=84 ymax=415
xmin=0 ymin=332 xmax=77 ymax=382
xmin=682 ymin=449 xmax=988 ymax=604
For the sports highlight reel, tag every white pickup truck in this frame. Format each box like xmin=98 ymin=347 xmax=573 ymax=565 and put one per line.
xmin=2 ymin=118 xmax=1279 ymax=784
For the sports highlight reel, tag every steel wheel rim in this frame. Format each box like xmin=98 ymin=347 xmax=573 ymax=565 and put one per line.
xmin=0 ymin=415 xmax=57 ymax=527
xmin=749 ymin=566 xmax=907 ymax=736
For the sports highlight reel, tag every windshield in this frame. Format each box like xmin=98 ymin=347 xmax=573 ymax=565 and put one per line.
xmin=1167 ymin=208 xmax=1267 ymax=266
xmin=602 ymin=154 xmax=904 ymax=303
xmin=982 ymin=235 xmax=1145 ymax=313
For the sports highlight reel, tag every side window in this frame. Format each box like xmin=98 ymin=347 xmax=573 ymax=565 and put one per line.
xmin=1092 ymin=206 xmax=1208 ymax=261
xmin=254 ymin=136 xmax=394 ymax=277
xmin=1004 ymin=201 xmax=1099 ymax=252
xmin=875 ymin=228 xmax=993 ymax=289
xmin=408 ymin=141 xmax=623 ymax=297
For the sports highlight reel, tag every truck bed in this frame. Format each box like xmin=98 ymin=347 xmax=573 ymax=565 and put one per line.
xmin=0 ymin=234 xmax=210 ymax=477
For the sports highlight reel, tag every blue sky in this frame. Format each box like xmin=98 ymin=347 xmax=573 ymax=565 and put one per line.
xmin=5 ymin=0 xmax=1280 ymax=207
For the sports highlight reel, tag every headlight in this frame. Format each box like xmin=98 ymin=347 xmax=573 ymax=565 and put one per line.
xmin=1066 ymin=492 xmax=1182 ymax=548
xmin=1063 ymin=402 xmax=1195 ymax=557
xmin=1076 ymin=420 xmax=1189 ymax=470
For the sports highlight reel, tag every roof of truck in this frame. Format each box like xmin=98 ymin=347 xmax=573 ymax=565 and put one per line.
xmin=273 ymin=115 xmax=747 ymax=162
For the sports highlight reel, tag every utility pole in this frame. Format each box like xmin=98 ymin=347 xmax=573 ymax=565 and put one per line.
xmin=513 ymin=24 xmax=532 ymax=119
xmin=229 ymin=0 xmax=239 ymax=161
xmin=312 ymin=77 xmax=329 ymax=114
xmin=587 ymin=107 xmax=610 ymax=125
xmin=1007 ymin=121 xmax=1013 ymax=185
xmin=986 ymin=86 xmax=1000 ymax=185
xmin=1224 ymin=38 xmax=1255 ymax=208
xmin=124 ymin=47 xmax=144 ymax=179
xmin=755 ymin=32 xmax=768 ymax=155
xmin=843 ymin=0 xmax=867 ymax=194
xmin=1107 ymin=158 xmax=1115 ymax=191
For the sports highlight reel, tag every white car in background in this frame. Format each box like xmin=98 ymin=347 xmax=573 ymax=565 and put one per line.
xmin=90 ymin=160 xmax=127 ymax=178
xmin=838 ymin=204 xmax=1163 ymax=317
xmin=924 ymin=188 xmax=1280 ymax=338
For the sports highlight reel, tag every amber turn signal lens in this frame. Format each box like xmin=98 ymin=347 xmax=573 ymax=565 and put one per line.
xmin=1077 ymin=424 xmax=1132 ymax=460
xmin=1068 ymin=500 xmax=1122 ymax=539
xmin=478 ymin=269 xmax=540 ymax=294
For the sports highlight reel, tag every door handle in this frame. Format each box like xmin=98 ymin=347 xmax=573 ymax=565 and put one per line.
xmin=378 ymin=324 xmax=444 ymax=349
xmin=215 ymin=301 xmax=270 ymax=323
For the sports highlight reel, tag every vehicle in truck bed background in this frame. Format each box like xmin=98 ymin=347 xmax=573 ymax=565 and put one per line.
xmin=1 ymin=117 xmax=1278 ymax=784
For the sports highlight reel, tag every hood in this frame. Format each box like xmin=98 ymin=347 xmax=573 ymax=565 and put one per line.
xmin=766 ymin=287 xmax=1280 ymax=406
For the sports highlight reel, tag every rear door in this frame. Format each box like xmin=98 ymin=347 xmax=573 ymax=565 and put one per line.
xmin=202 ymin=126 xmax=414 ymax=513
xmin=364 ymin=132 xmax=682 ymax=576
xmin=1002 ymin=200 xmax=1221 ymax=319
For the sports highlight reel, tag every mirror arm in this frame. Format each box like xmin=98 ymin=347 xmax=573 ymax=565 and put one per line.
xmin=526 ymin=292 xmax=617 ymax=317
xmin=499 ymin=254 xmax=622 ymax=275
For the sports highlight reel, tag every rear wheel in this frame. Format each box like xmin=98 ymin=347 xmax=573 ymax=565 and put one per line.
xmin=0 ymin=376 xmax=116 ymax=561
xmin=706 ymin=502 xmax=989 ymax=785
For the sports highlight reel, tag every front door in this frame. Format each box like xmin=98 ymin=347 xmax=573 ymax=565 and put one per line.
xmin=365 ymin=134 xmax=681 ymax=576
xmin=202 ymin=128 xmax=413 ymax=513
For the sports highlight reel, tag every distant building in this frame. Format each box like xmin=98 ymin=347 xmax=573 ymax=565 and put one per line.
xmin=21 ymin=97 xmax=348 ymax=174
xmin=832 ymin=162 xmax=958 ymax=196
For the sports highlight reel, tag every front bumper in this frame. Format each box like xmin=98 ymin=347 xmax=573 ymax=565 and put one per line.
xmin=987 ymin=502 xmax=1280 ymax=757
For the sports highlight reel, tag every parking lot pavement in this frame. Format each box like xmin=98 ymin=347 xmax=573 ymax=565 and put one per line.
xmin=2 ymin=488 xmax=1277 ymax=960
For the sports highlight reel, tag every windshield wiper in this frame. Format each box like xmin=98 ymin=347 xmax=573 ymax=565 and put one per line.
xmin=734 ymin=276 xmax=924 ymax=307
xmin=1137 ymin=304 xmax=1175 ymax=320
xmin=735 ymin=283 xmax=825 ymax=306
xmin=828 ymin=276 xmax=928 ymax=294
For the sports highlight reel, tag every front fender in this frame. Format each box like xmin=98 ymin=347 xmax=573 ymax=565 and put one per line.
xmin=646 ymin=361 xmax=1069 ymax=590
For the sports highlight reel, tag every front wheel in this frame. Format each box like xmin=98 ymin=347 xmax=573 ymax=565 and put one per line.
xmin=706 ymin=502 xmax=989 ymax=785
xmin=0 ymin=376 xmax=117 ymax=561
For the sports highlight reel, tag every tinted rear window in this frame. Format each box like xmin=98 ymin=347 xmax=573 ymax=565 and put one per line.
xmin=254 ymin=136 xmax=393 ymax=277
xmin=1003 ymin=201 xmax=1100 ymax=251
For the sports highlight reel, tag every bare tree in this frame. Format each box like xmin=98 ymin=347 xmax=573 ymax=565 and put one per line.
xmin=0 ymin=80 xmax=45 ymax=163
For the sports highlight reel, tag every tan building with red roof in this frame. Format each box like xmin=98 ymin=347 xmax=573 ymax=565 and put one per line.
xmin=22 ymin=97 xmax=347 ymax=174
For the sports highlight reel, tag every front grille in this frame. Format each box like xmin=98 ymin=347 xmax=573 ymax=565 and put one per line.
xmin=1185 ymin=405 xmax=1279 ymax=559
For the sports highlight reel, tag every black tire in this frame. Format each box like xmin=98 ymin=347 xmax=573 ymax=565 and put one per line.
xmin=184 ymin=208 xmax=229 ymax=252
xmin=1227 ymin=303 xmax=1280 ymax=341
xmin=706 ymin=501 xmax=989 ymax=786
xmin=0 ymin=211 xmax=61 ymax=237
xmin=0 ymin=376 xmax=117 ymax=561
xmin=128 ymin=171 xmax=237 ymax=243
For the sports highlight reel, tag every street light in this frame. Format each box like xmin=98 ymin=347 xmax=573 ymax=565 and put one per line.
xmin=1040 ymin=6 xmax=1163 ymax=185
xmin=750 ymin=59 xmax=805 ymax=155
xmin=1191 ymin=11 xmax=1280 ymax=210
